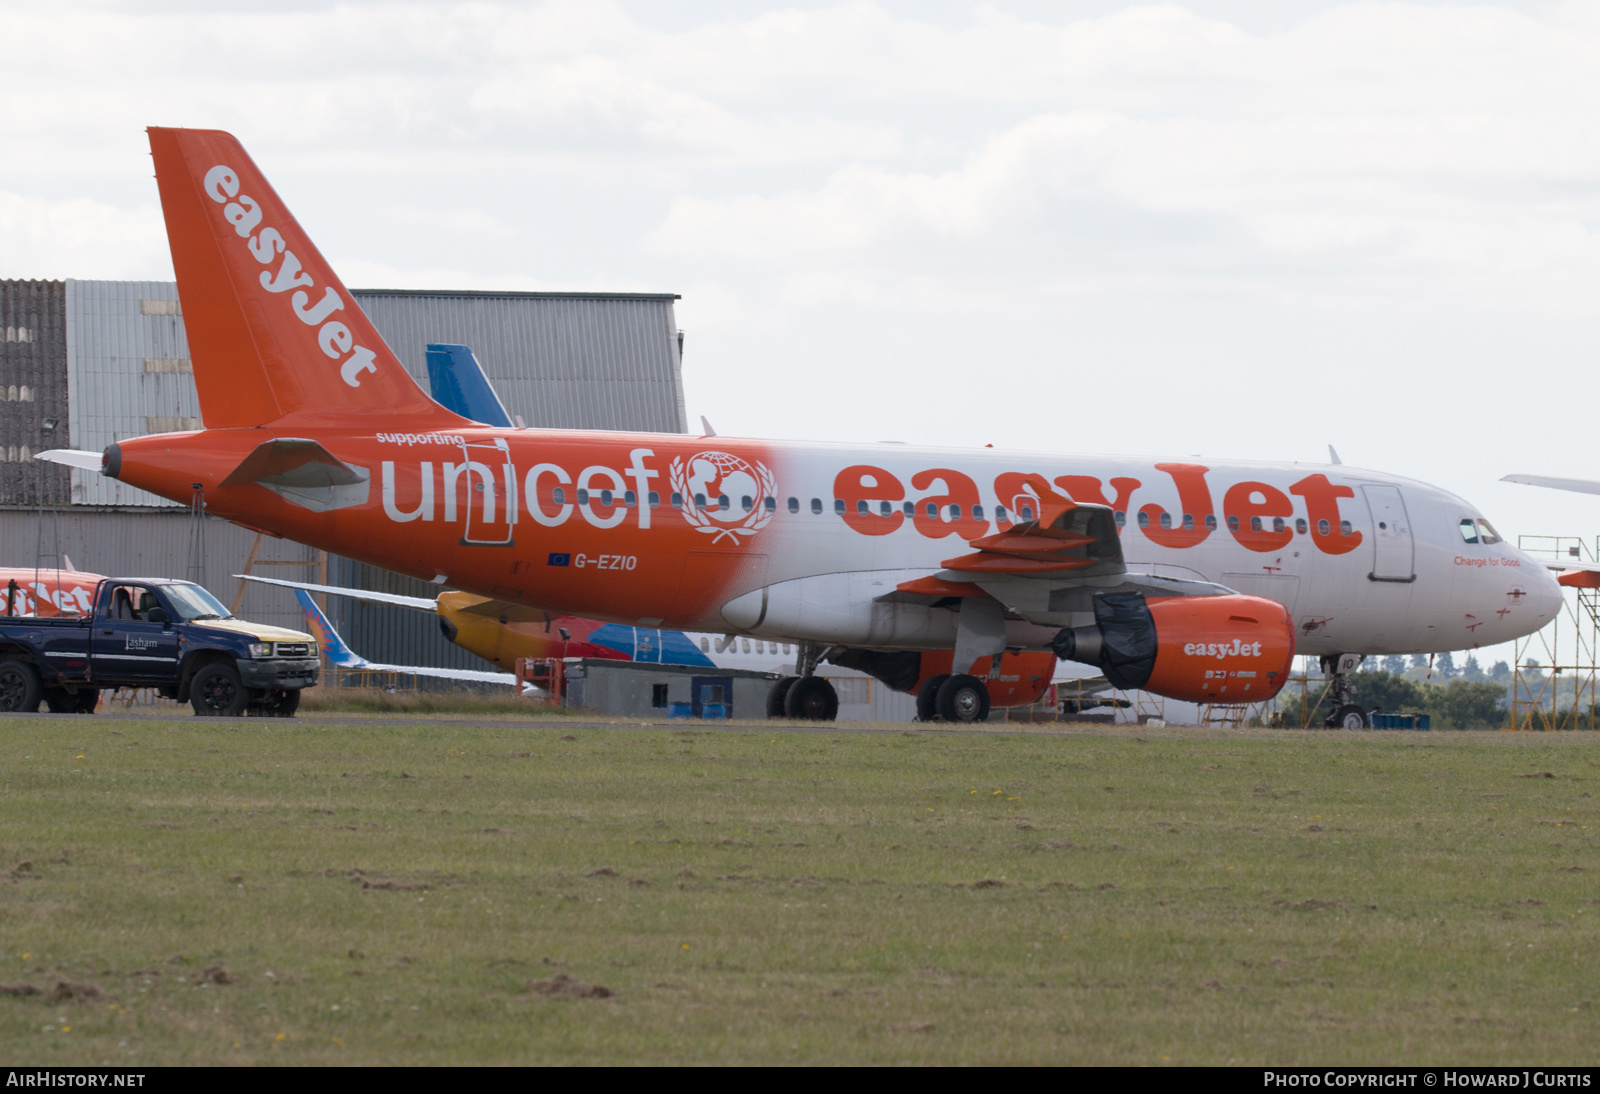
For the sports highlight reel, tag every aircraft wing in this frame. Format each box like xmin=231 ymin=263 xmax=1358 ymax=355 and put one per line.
xmin=239 ymin=574 xmax=438 ymax=612
xmin=1502 ymin=474 xmax=1600 ymax=497
xmin=292 ymin=589 xmax=533 ymax=691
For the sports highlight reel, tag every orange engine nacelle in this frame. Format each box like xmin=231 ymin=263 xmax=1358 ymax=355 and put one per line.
xmin=1050 ymin=592 xmax=1296 ymax=705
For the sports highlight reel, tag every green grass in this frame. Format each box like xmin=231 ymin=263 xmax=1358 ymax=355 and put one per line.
xmin=1 ymin=715 xmax=1597 ymax=1065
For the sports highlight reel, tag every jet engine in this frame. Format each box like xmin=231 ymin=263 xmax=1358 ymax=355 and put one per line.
xmin=1050 ymin=592 xmax=1295 ymax=704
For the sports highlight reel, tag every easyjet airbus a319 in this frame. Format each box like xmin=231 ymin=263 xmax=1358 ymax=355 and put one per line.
xmin=41 ymin=128 xmax=1563 ymax=727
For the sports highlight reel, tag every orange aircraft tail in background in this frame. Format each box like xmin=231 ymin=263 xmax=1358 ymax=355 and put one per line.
xmin=148 ymin=127 xmax=467 ymax=431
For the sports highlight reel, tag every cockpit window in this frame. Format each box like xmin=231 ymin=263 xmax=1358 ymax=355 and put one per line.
xmin=1476 ymin=518 xmax=1502 ymax=545
xmin=1459 ymin=519 xmax=1479 ymax=545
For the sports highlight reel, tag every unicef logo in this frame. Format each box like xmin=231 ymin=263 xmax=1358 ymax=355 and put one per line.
xmin=669 ymin=451 xmax=777 ymax=545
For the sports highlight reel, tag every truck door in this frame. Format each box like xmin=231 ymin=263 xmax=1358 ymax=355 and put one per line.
xmin=1362 ymin=485 xmax=1415 ymax=582
xmin=90 ymin=583 xmax=182 ymax=683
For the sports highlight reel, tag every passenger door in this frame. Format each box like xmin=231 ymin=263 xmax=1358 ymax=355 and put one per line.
xmin=1363 ymin=485 xmax=1415 ymax=582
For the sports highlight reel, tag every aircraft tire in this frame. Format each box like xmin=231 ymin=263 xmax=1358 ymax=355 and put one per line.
xmin=1329 ymin=703 xmax=1368 ymax=730
xmin=767 ymin=676 xmax=799 ymax=719
xmin=0 ymin=660 xmax=42 ymax=713
xmin=191 ymin=664 xmax=248 ymax=717
xmin=784 ymin=676 xmax=838 ymax=721
xmin=935 ymin=674 xmax=990 ymax=724
xmin=916 ymin=674 xmax=949 ymax=722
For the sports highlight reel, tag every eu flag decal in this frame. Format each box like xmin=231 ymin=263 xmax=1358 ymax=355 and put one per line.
xmin=547 ymin=553 xmax=571 ymax=567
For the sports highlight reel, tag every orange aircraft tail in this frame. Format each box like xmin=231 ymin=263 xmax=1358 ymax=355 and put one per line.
xmin=148 ymin=127 xmax=470 ymax=431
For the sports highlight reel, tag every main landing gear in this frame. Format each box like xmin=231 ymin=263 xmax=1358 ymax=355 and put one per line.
xmin=768 ymin=644 xmax=839 ymax=721
xmin=915 ymin=673 xmax=991 ymax=724
xmin=1322 ymin=653 xmax=1368 ymax=729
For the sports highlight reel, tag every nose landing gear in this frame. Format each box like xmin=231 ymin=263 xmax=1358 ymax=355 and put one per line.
xmin=1322 ymin=653 xmax=1368 ymax=729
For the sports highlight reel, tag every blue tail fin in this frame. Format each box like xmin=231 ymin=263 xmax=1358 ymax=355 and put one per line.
xmin=294 ymin=590 xmax=368 ymax=669
xmin=425 ymin=344 xmax=513 ymax=428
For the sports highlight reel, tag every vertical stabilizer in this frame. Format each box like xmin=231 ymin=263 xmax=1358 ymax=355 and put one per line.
xmin=425 ymin=344 xmax=514 ymax=427
xmin=147 ymin=127 xmax=471 ymax=430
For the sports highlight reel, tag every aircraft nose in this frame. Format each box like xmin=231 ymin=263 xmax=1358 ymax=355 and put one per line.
xmin=1530 ymin=562 xmax=1565 ymax=626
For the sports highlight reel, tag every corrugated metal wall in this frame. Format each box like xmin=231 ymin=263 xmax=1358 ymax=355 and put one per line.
xmin=64 ymin=280 xmax=195 ymax=508
xmin=350 ymin=290 xmax=687 ymax=434
xmin=0 ymin=281 xmax=71 ymax=507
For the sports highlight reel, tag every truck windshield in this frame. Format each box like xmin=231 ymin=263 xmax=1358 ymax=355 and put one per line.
xmin=161 ymin=583 xmax=234 ymax=622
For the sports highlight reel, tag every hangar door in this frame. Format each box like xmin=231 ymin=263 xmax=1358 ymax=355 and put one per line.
xmin=1362 ymin=485 xmax=1415 ymax=582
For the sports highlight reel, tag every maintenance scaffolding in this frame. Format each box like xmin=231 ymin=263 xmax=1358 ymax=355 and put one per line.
xmin=1510 ymin=535 xmax=1600 ymax=732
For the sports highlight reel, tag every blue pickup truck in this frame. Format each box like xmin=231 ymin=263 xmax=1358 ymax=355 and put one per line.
xmin=0 ymin=578 xmax=319 ymax=716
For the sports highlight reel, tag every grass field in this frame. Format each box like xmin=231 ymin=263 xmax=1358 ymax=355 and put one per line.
xmin=1 ymin=713 xmax=1597 ymax=1066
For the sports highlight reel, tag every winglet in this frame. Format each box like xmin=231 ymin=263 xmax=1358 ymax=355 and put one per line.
xmin=700 ymin=415 xmax=717 ymax=437
xmin=293 ymin=589 xmax=368 ymax=669
xmin=1328 ymin=445 xmax=1342 ymax=465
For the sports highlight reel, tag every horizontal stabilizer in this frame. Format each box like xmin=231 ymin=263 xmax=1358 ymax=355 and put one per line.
xmin=220 ymin=438 xmax=370 ymax=513
xmin=35 ymin=449 xmax=103 ymax=472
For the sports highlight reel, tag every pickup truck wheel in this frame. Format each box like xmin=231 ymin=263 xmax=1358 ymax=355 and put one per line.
xmin=257 ymin=689 xmax=300 ymax=718
xmin=0 ymin=660 xmax=42 ymax=713
xmin=191 ymin=664 xmax=247 ymax=717
xmin=75 ymin=689 xmax=100 ymax=714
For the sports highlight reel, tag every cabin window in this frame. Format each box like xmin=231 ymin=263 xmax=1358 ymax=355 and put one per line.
xmin=648 ymin=491 xmax=660 ymax=508
xmin=1295 ymin=518 xmax=1307 ymax=535
xmin=1182 ymin=513 xmax=1194 ymax=530
xmin=782 ymin=644 xmax=791 ymax=654
xmin=694 ymin=492 xmax=707 ymax=508
xmin=699 ymin=638 xmax=710 ymax=652
xmin=811 ymin=498 xmax=823 ymax=514
xmin=552 ymin=487 xmax=565 ymax=506
xmin=576 ymin=488 xmax=589 ymax=505
xmin=995 ymin=505 xmax=1008 ymax=523
xmin=903 ymin=501 xmax=914 ymax=517
xmin=925 ymin=502 xmax=938 ymax=518
xmin=1227 ymin=515 xmax=1240 ymax=532
xmin=742 ymin=495 xmax=754 ymax=512
xmin=717 ymin=494 xmax=730 ymax=510
xmin=879 ymin=500 xmax=892 ymax=517
xmin=1114 ymin=510 xmax=1125 ymax=527
xmin=1250 ymin=516 xmax=1262 ymax=533
xmin=947 ymin=504 xmax=962 ymax=520
xmin=599 ymin=489 xmax=613 ymax=507
xmin=1476 ymin=519 xmax=1502 ymax=545
xmin=1137 ymin=511 xmax=1150 ymax=529
xmin=1340 ymin=520 xmax=1353 ymax=536
xmin=1204 ymin=514 xmax=1217 ymax=531
xmin=742 ymin=639 xmax=751 ymax=653
xmin=834 ymin=499 xmax=846 ymax=515
xmin=671 ymin=492 xmax=683 ymax=509
xmin=1020 ymin=507 xmax=1034 ymax=521
xmin=1272 ymin=517 xmax=1286 ymax=534
xmin=765 ymin=497 xmax=776 ymax=512
xmin=788 ymin=497 xmax=799 ymax=513
xmin=623 ymin=490 xmax=636 ymax=507
xmin=972 ymin=505 xmax=984 ymax=520
xmin=1159 ymin=512 xmax=1172 ymax=530
xmin=1318 ymin=518 xmax=1331 ymax=536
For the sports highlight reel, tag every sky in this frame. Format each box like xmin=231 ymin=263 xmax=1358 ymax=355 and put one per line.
xmin=3 ymin=0 xmax=1598 ymax=666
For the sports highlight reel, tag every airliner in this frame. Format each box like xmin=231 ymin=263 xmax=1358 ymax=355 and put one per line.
xmin=38 ymin=127 xmax=1564 ymax=730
